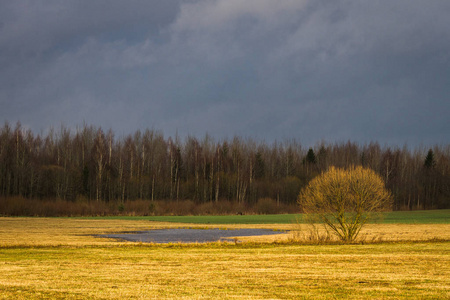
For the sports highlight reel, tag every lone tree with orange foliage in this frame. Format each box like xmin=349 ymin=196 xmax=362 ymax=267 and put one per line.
xmin=298 ymin=165 xmax=393 ymax=242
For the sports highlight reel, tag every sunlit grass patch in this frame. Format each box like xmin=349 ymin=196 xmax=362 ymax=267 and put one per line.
xmin=1 ymin=241 xmax=449 ymax=299
xmin=0 ymin=217 xmax=449 ymax=247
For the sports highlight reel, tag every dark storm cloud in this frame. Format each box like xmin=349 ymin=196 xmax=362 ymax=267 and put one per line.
xmin=1 ymin=0 xmax=449 ymax=146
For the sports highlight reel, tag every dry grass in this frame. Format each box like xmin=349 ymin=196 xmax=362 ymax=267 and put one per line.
xmin=1 ymin=242 xmax=449 ymax=299
xmin=212 ymin=223 xmax=450 ymax=244
xmin=282 ymin=223 xmax=450 ymax=244
xmin=0 ymin=217 xmax=449 ymax=299
xmin=1 ymin=216 xmax=449 ymax=245
xmin=0 ymin=217 xmax=181 ymax=247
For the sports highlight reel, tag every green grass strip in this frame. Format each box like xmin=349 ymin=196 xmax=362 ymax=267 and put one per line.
xmin=80 ymin=209 xmax=449 ymax=224
xmin=145 ymin=214 xmax=300 ymax=224
xmin=382 ymin=209 xmax=450 ymax=224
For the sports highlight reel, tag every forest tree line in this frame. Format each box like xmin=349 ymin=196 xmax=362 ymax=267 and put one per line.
xmin=1 ymin=122 xmax=449 ymax=211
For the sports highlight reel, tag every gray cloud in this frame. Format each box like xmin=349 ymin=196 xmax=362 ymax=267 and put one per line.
xmin=1 ymin=0 xmax=449 ymax=147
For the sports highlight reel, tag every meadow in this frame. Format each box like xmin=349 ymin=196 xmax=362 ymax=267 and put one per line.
xmin=0 ymin=211 xmax=449 ymax=299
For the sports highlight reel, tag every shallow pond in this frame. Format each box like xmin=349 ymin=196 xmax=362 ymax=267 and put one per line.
xmin=99 ymin=228 xmax=286 ymax=243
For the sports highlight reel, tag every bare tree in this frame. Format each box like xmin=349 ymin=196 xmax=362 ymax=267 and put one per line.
xmin=92 ymin=128 xmax=107 ymax=202
xmin=298 ymin=165 xmax=392 ymax=242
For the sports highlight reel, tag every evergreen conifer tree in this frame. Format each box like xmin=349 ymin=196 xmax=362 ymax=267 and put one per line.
xmin=424 ymin=149 xmax=436 ymax=168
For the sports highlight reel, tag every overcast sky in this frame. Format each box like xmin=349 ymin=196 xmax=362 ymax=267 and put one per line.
xmin=1 ymin=0 xmax=449 ymax=147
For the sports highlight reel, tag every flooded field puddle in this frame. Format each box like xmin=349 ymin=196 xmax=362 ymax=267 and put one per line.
xmin=99 ymin=228 xmax=286 ymax=243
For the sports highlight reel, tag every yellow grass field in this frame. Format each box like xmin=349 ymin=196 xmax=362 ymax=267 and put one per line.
xmin=0 ymin=217 xmax=449 ymax=299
